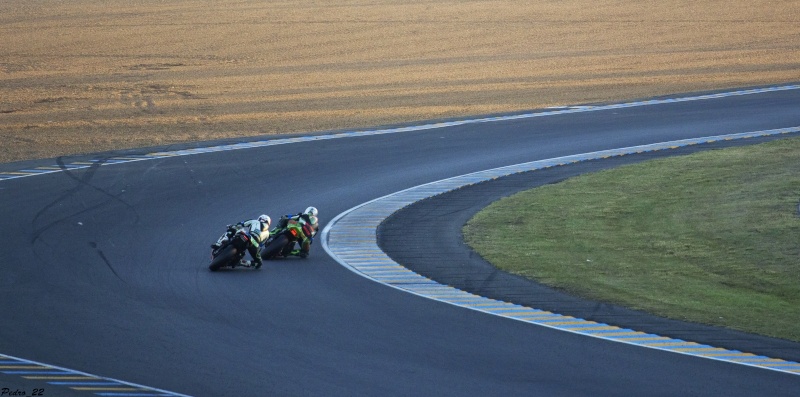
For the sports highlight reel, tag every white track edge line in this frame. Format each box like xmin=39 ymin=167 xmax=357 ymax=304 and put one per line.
xmin=1 ymin=84 xmax=798 ymax=183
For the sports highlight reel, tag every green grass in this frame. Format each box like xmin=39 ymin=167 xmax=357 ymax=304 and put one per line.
xmin=463 ymin=137 xmax=800 ymax=341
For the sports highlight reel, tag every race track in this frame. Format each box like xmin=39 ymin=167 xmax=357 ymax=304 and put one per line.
xmin=1 ymin=85 xmax=800 ymax=396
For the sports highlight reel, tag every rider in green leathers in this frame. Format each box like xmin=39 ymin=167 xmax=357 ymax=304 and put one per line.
xmin=271 ymin=206 xmax=319 ymax=258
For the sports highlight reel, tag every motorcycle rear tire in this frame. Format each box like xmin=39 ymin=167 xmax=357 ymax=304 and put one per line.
xmin=261 ymin=234 xmax=290 ymax=260
xmin=209 ymin=245 xmax=237 ymax=271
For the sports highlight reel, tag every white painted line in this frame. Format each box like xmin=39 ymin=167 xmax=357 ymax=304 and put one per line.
xmin=2 ymin=84 xmax=798 ymax=183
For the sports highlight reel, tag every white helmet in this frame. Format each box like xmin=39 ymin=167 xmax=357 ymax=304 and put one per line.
xmin=258 ymin=214 xmax=271 ymax=228
xmin=304 ymin=206 xmax=318 ymax=217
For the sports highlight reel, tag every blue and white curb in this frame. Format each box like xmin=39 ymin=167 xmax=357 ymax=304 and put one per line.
xmin=0 ymin=353 xmax=190 ymax=396
xmin=2 ymin=84 xmax=799 ymax=182
xmin=321 ymin=126 xmax=800 ymax=376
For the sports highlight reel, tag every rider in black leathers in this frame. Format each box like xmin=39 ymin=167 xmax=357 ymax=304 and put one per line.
xmin=213 ymin=214 xmax=271 ymax=268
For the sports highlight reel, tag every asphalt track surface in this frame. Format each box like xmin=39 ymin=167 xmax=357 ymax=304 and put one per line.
xmin=2 ymin=85 xmax=800 ymax=396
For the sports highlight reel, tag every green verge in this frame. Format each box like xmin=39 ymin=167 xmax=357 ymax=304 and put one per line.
xmin=463 ymin=137 xmax=800 ymax=342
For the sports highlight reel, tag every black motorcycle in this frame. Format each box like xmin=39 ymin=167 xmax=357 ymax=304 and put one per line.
xmin=208 ymin=227 xmax=258 ymax=271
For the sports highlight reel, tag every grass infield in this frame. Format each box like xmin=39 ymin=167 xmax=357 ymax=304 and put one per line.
xmin=464 ymin=137 xmax=800 ymax=342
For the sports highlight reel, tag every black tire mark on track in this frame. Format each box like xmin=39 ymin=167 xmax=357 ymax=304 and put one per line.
xmin=29 ymin=157 xmax=138 ymax=281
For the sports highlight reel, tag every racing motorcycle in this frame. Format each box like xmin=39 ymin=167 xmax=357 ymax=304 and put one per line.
xmin=260 ymin=216 xmax=315 ymax=260
xmin=208 ymin=226 xmax=259 ymax=271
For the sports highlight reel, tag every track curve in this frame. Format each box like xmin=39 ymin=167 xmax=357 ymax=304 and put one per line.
xmin=369 ymin=131 xmax=800 ymax=364
xmin=2 ymin=85 xmax=800 ymax=396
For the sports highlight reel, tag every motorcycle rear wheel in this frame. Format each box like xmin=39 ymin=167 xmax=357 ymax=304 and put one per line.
xmin=261 ymin=234 xmax=290 ymax=260
xmin=209 ymin=245 xmax=237 ymax=271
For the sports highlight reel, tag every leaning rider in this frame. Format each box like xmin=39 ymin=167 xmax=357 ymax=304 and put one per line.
xmin=273 ymin=206 xmax=319 ymax=258
xmin=212 ymin=214 xmax=271 ymax=268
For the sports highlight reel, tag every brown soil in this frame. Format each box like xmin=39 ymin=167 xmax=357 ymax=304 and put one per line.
xmin=1 ymin=0 xmax=798 ymax=163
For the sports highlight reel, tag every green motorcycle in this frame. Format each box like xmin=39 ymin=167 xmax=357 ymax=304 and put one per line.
xmin=260 ymin=216 xmax=315 ymax=260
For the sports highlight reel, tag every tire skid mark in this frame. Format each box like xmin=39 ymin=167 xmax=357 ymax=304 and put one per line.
xmin=27 ymin=158 xmax=135 ymax=281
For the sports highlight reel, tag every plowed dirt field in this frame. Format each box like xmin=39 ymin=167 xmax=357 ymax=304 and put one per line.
xmin=2 ymin=0 xmax=798 ymax=162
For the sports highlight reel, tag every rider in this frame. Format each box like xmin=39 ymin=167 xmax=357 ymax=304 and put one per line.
xmin=272 ymin=206 xmax=319 ymax=258
xmin=212 ymin=214 xmax=271 ymax=268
